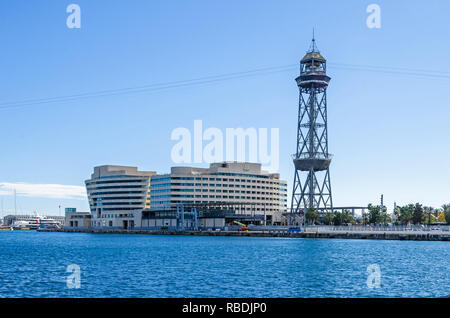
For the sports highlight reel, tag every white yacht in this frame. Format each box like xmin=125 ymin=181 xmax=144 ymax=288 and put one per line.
xmin=11 ymin=212 xmax=62 ymax=230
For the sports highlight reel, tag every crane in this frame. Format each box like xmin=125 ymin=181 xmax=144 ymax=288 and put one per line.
xmin=229 ymin=220 xmax=249 ymax=232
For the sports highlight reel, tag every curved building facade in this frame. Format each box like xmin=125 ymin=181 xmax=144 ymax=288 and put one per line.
xmin=150 ymin=162 xmax=288 ymax=224
xmin=85 ymin=165 xmax=156 ymax=229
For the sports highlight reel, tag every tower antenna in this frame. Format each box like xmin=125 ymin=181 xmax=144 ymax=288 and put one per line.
xmin=309 ymin=28 xmax=319 ymax=53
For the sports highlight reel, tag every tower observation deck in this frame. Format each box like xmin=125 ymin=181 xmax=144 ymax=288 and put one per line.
xmin=291 ymin=36 xmax=333 ymax=219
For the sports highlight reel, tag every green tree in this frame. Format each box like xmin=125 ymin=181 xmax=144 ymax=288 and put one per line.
xmin=433 ymin=208 xmax=441 ymax=218
xmin=332 ymin=212 xmax=342 ymax=225
xmin=398 ymin=204 xmax=414 ymax=225
xmin=437 ymin=204 xmax=450 ymax=224
xmin=305 ymin=207 xmax=320 ymax=225
xmin=329 ymin=210 xmax=355 ymax=225
xmin=341 ymin=209 xmax=356 ymax=224
xmin=379 ymin=210 xmax=392 ymax=224
xmin=367 ymin=204 xmax=388 ymax=224
xmin=445 ymin=210 xmax=450 ymax=225
xmin=412 ymin=203 xmax=424 ymax=224
xmin=323 ymin=212 xmax=334 ymax=225
xmin=367 ymin=204 xmax=380 ymax=224
xmin=362 ymin=211 xmax=369 ymax=225
xmin=423 ymin=206 xmax=436 ymax=225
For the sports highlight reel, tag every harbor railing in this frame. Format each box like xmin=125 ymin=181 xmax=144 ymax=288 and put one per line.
xmin=303 ymin=224 xmax=450 ymax=233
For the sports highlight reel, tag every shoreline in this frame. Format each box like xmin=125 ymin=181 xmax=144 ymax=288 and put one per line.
xmin=41 ymin=228 xmax=450 ymax=241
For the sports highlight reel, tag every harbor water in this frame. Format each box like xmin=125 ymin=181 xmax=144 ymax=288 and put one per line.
xmin=0 ymin=231 xmax=448 ymax=298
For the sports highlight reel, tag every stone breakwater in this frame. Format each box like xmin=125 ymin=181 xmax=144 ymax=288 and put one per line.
xmin=54 ymin=228 xmax=450 ymax=241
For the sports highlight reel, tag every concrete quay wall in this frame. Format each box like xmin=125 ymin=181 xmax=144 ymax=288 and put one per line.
xmin=58 ymin=228 xmax=450 ymax=241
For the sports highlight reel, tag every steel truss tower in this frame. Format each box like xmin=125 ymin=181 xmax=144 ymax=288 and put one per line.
xmin=291 ymin=37 xmax=333 ymax=221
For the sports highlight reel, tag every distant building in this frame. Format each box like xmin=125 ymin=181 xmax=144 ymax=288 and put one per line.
xmin=85 ymin=165 xmax=157 ymax=229
xmin=65 ymin=209 xmax=92 ymax=229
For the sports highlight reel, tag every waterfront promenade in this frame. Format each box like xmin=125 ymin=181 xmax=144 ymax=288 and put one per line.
xmin=58 ymin=225 xmax=450 ymax=241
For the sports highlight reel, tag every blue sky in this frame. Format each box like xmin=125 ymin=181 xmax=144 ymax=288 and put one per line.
xmin=0 ymin=0 xmax=449 ymax=216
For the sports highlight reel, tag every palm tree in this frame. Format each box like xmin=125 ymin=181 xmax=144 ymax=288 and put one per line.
xmin=342 ymin=209 xmax=355 ymax=224
xmin=305 ymin=207 xmax=319 ymax=225
xmin=423 ymin=206 xmax=435 ymax=225
xmin=323 ymin=211 xmax=334 ymax=225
